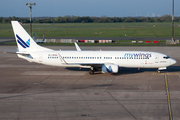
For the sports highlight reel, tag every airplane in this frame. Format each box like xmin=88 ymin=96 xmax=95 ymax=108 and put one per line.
xmin=11 ymin=21 xmax=176 ymax=75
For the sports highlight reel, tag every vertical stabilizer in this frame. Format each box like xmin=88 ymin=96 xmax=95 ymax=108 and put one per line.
xmin=11 ymin=21 xmax=52 ymax=52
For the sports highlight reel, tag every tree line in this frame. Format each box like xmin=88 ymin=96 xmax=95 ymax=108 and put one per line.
xmin=0 ymin=15 xmax=180 ymax=23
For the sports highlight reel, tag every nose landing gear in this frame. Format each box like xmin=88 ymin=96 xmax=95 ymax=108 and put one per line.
xmin=157 ymin=67 xmax=166 ymax=73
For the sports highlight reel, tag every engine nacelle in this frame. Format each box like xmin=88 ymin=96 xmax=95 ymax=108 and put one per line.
xmin=102 ymin=64 xmax=119 ymax=73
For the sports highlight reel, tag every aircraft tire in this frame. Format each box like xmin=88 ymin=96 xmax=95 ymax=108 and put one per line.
xmin=89 ymin=70 xmax=94 ymax=75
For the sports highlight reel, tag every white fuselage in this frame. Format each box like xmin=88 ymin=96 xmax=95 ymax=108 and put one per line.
xmin=17 ymin=50 xmax=176 ymax=69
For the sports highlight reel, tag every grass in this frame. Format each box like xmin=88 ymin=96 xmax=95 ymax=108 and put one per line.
xmin=0 ymin=22 xmax=180 ymax=38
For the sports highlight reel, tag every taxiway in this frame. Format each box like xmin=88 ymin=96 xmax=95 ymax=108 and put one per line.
xmin=0 ymin=46 xmax=180 ymax=120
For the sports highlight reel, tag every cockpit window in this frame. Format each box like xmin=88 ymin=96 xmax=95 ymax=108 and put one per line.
xmin=163 ymin=56 xmax=170 ymax=59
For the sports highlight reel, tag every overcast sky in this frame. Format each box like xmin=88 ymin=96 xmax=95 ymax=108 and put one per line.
xmin=1 ymin=0 xmax=180 ymax=17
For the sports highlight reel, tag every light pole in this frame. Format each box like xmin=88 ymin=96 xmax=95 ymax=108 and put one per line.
xmin=172 ymin=0 xmax=174 ymax=42
xmin=26 ymin=3 xmax=36 ymax=37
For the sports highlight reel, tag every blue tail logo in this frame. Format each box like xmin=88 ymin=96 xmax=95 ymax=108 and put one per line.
xmin=16 ymin=34 xmax=30 ymax=48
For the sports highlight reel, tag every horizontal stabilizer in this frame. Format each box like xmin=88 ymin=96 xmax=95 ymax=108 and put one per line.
xmin=4 ymin=50 xmax=17 ymax=54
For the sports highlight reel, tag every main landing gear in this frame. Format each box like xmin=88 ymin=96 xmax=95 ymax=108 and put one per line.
xmin=89 ymin=70 xmax=94 ymax=75
xmin=89 ymin=67 xmax=95 ymax=75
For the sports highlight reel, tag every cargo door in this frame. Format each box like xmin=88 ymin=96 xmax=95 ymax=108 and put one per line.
xmin=39 ymin=54 xmax=43 ymax=62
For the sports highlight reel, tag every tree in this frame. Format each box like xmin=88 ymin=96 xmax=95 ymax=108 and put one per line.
xmin=2 ymin=18 xmax=6 ymax=23
xmin=0 ymin=17 xmax=3 ymax=23
xmin=33 ymin=19 xmax=40 ymax=23
xmin=161 ymin=15 xmax=171 ymax=22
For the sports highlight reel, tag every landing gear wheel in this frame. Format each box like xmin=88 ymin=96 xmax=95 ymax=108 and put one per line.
xmin=89 ymin=70 xmax=94 ymax=75
xmin=157 ymin=70 xmax=161 ymax=73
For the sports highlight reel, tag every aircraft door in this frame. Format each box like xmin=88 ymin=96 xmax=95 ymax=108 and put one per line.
xmin=39 ymin=54 xmax=43 ymax=62
xmin=155 ymin=55 xmax=158 ymax=63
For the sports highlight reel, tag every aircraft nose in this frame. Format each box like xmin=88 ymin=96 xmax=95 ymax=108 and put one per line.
xmin=171 ymin=59 xmax=176 ymax=65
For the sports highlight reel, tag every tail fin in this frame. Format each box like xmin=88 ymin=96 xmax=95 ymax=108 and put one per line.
xmin=11 ymin=21 xmax=52 ymax=52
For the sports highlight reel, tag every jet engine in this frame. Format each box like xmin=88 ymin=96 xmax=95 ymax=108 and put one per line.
xmin=101 ymin=64 xmax=119 ymax=73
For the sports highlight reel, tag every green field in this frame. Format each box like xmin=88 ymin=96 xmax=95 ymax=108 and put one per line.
xmin=0 ymin=22 xmax=180 ymax=37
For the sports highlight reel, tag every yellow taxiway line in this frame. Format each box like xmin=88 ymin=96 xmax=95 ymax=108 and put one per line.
xmin=164 ymin=75 xmax=173 ymax=120
xmin=152 ymin=73 xmax=178 ymax=75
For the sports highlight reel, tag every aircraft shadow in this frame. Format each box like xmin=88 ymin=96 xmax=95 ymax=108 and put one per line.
xmin=66 ymin=66 xmax=180 ymax=75
xmin=66 ymin=67 xmax=89 ymax=71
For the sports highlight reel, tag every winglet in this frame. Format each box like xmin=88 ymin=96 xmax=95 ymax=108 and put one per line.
xmin=74 ymin=42 xmax=81 ymax=51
